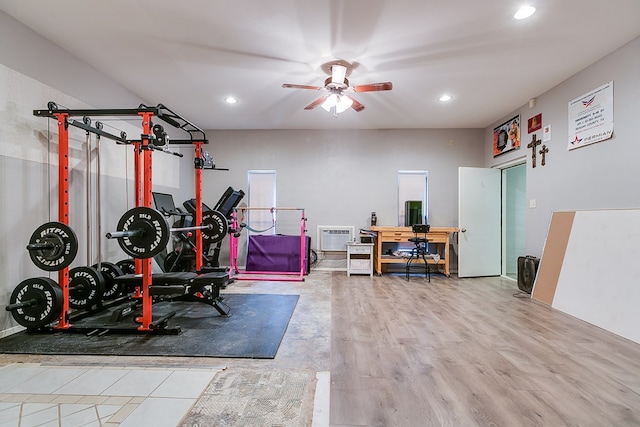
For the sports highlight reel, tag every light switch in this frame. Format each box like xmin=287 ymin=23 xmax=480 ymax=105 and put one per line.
xmin=529 ymin=199 xmax=537 ymax=208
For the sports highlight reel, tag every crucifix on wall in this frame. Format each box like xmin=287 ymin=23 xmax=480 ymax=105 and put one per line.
xmin=539 ymin=144 xmax=549 ymax=166
xmin=527 ymin=134 xmax=542 ymax=168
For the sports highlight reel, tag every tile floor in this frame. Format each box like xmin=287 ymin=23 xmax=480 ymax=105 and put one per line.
xmin=0 ymin=363 xmax=223 ymax=426
xmin=0 ymin=272 xmax=332 ymax=426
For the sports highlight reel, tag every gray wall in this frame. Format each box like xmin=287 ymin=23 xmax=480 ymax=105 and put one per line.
xmin=0 ymin=10 xmax=143 ymax=110
xmin=203 ymin=129 xmax=484 ymax=241
xmin=484 ymin=36 xmax=640 ymax=258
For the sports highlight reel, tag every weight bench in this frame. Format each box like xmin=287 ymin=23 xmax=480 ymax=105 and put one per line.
xmin=113 ymin=271 xmax=231 ymax=316
xmin=179 ymin=271 xmax=231 ymax=316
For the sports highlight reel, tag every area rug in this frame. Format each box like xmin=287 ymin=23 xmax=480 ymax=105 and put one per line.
xmin=0 ymin=294 xmax=299 ymax=358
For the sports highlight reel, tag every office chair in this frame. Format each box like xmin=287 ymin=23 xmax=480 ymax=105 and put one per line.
xmin=405 ymin=224 xmax=431 ymax=282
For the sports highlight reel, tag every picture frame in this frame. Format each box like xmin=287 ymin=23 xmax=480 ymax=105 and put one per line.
xmin=528 ymin=113 xmax=542 ymax=133
xmin=493 ymin=115 xmax=521 ymax=157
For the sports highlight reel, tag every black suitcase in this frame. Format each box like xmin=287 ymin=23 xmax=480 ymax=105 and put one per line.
xmin=517 ymin=256 xmax=539 ymax=294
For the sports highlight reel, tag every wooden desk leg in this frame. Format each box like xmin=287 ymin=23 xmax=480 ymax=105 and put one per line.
xmin=374 ymin=237 xmax=382 ymax=275
xmin=444 ymin=236 xmax=450 ymax=277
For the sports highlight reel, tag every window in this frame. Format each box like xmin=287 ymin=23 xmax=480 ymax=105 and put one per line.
xmin=247 ymin=170 xmax=276 ymax=235
xmin=398 ymin=171 xmax=428 ymax=226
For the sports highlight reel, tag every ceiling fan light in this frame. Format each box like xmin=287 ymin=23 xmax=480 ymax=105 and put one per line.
xmin=331 ymin=65 xmax=347 ymax=84
xmin=321 ymin=94 xmax=338 ymax=111
xmin=335 ymin=96 xmax=353 ymax=113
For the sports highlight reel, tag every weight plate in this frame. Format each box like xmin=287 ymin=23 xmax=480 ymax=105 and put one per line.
xmin=68 ymin=266 xmax=105 ymax=309
xmin=92 ymin=262 xmax=125 ymax=300
xmin=116 ymin=258 xmax=136 ymax=275
xmin=28 ymin=222 xmax=78 ymax=271
xmin=202 ymin=210 xmax=228 ymax=244
xmin=8 ymin=277 xmax=63 ymax=328
xmin=116 ymin=207 xmax=170 ymax=259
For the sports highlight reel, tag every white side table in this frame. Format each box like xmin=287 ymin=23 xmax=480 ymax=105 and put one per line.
xmin=346 ymin=243 xmax=374 ymax=277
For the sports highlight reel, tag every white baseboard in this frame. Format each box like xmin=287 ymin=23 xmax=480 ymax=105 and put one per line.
xmin=0 ymin=325 xmax=25 ymax=339
xmin=313 ymin=267 xmax=347 ymax=272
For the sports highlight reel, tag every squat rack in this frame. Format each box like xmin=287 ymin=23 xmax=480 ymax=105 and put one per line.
xmin=33 ymin=102 xmax=212 ymax=331
xmin=229 ymin=207 xmax=307 ymax=282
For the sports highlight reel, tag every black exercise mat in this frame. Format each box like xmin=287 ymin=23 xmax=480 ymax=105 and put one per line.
xmin=0 ymin=294 xmax=299 ymax=358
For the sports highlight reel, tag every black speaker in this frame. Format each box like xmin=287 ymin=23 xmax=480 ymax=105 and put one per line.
xmin=517 ymin=256 xmax=539 ymax=294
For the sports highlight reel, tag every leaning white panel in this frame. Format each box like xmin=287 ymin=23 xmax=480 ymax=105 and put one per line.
xmin=552 ymin=209 xmax=640 ymax=344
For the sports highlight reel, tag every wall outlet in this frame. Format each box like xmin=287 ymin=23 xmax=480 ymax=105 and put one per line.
xmin=529 ymin=199 xmax=537 ymax=208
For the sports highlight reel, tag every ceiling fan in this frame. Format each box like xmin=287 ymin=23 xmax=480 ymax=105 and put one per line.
xmin=282 ymin=61 xmax=393 ymax=115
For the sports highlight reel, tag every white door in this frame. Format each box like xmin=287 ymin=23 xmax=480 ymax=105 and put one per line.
xmin=458 ymin=167 xmax=501 ymax=277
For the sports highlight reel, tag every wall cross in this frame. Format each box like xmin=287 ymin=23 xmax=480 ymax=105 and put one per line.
xmin=527 ymin=134 xmax=542 ymax=168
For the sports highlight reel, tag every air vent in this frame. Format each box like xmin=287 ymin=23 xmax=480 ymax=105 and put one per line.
xmin=317 ymin=226 xmax=354 ymax=251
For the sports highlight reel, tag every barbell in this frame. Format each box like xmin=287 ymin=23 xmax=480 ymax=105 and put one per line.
xmin=68 ymin=266 xmax=105 ymax=309
xmin=5 ymin=263 xmax=123 ymax=328
xmin=26 ymin=222 xmax=78 ymax=271
xmin=92 ymin=262 xmax=125 ymax=300
xmin=106 ymin=206 xmax=228 ymax=259
xmin=5 ymin=277 xmax=63 ymax=328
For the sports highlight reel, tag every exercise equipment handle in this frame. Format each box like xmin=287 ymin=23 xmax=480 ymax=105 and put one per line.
xmin=149 ymin=311 xmax=176 ymax=329
xmin=26 ymin=242 xmax=55 ymax=251
xmin=5 ymin=299 xmax=38 ymax=311
xmin=106 ymin=230 xmax=144 ymax=239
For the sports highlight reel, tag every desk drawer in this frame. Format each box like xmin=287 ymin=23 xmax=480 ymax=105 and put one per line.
xmin=349 ymin=246 xmax=372 ymax=254
xmin=380 ymin=233 xmax=413 ymax=241
xmin=380 ymin=232 xmax=447 ymax=243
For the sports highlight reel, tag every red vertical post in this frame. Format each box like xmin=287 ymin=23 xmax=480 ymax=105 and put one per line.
xmin=137 ymin=112 xmax=155 ymax=331
xmin=133 ymin=141 xmax=143 ymax=275
xmin=194 ymin=142 xmax=203 ymax=271
xmin=55 ymin=113 xmax=71 ymax=329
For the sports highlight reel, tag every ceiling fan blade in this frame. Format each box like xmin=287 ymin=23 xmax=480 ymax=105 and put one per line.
xmin=353 ymin=82 xmax=393 ymax=92
xmin=348 ymin=97 xmax=366 ymax=112
xmin=304 ymin=96 xmax=329 ymax=110
xmin=282 ymin=83 xmax=323 ymax=90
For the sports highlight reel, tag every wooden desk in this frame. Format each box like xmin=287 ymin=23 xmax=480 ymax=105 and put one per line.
xmin=371 ymin=226 xmax=459 ymax=276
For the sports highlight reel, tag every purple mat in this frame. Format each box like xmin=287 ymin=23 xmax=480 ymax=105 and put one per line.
xmin=246 ymin=235 xmax=310 ymax=273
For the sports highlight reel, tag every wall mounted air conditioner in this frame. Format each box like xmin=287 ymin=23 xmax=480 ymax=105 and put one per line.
xmin=317 ymin=226 xmax=354 ymax=251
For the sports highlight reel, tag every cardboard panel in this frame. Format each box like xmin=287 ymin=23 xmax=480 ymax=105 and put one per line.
xmin=531 ymin=211 xmax=575 ymax=305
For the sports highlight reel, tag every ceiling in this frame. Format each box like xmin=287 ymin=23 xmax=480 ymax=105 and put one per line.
xmin=1 ymin=0 xmax=639 ymax=130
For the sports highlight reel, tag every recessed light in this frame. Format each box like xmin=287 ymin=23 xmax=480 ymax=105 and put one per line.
xmin=439 ymin=94 xmax=452 ymax=102
xmin=225 ymin=96 xmax=238 ymax=104
xmin=514 ymin=5 xmax=536 ymax=20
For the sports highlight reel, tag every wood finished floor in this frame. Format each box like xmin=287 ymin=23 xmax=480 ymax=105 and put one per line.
xmin=2 ymin=271 xmax=640 ymax=426
xmin=330 ymin=273 xmax=640 ymax=427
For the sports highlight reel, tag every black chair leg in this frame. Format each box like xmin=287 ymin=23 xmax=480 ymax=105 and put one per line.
xmin=420 ymin=253 xmax=431 ymax=282
xmin=407 ymin=249 xmax=431 ymax=282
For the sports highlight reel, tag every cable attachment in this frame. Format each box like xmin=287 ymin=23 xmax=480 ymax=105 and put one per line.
xmin=152 ymin=123 xmax=169 ymax=146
